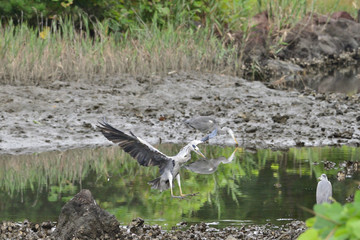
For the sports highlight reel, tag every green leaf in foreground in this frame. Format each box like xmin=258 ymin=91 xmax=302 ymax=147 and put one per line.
xmin=298 ymin=228 xmax=320 ymax=240
xmin=299 ymin=191 xmax=360 ymax=240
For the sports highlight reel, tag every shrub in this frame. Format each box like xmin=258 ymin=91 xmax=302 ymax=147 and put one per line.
xmin=299 ymin=191 xmax=360 ymax=240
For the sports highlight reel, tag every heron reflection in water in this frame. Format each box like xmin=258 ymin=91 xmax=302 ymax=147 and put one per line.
xmin=185 ymin=148 xmax=239 ymax=174
xmin=97 ymin=120 xmax=206 ymax=198
xmin=184 ymin=116 xmax=239 ymax=145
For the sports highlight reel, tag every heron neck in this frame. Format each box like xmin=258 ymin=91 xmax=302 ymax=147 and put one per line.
xmin=174 ymin=144 xmax=192 ymax=161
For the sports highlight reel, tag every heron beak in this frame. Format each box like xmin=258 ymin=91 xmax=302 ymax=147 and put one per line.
xmin=195 ymin=149 xmax=206 ymax=158
xmin=227 ymin=128 xmax=239 ymax=146
xmin=233 ymin=136 xmax=239 ymax=147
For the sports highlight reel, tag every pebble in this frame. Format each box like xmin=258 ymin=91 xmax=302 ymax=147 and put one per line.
xmin=0 ymin=220 xmax=306 ymax=240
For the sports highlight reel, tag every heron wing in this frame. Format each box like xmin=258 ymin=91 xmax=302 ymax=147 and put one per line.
xmin=185 ymin=116 xmax=217 ymax=132
xmin=97 ymin=120 xmax=171 ymax=168
xmin=201 ymin=127 xmax=218 ymax=142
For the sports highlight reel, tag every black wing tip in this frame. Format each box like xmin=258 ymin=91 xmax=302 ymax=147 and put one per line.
xmin=97 ymin=117 xmax=117 ymax=132
xmin=97 ymin=117 xmax=108 ymax=127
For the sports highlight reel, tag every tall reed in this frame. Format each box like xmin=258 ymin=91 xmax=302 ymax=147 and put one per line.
xmin=0 ymin=16 xmax=242 ymax=85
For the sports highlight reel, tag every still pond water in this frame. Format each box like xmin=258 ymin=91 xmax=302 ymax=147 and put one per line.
xmin=0 ymin=145 xmax=359 ymax=229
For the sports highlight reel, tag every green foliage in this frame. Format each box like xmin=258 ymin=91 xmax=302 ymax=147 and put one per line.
xmin=299 ymin=191 xmax=360 ymax=240
xmin=106 ymin=0 xmax=257 ymax=32
xmin=1 ymin=0 xmax=356 ymax=33
xmin=0 ymin=0 xmax=46 ymax=22
xmin=0 ymin=0 xmax=257 ymax=32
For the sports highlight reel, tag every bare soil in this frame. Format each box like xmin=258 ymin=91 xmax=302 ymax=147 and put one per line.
xmin=1 ymin=72 xmax=360 ymax=155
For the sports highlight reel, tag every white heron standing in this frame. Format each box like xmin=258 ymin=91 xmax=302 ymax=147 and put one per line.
xmin=316 ymin=173 xmax=332 ymax=204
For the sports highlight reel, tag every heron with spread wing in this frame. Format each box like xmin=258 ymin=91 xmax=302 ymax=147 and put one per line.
xmin=97 ymin=120 xmax=206 ymax=198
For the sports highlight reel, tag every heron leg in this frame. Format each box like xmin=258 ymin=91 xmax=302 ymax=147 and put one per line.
xmin=170 ymin=174 xmax=184 ymax=198
xmin=176 ymin=174 xmax=185 ymax=197
xmin=168 ymin=174 xmax=185 ymax=199
xmin=175 ymin=174 xmax=199 ymax=198
xmin=168 ymin=174 xmax=176 ymax=198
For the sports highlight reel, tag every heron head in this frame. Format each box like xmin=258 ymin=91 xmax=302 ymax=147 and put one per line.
xmin=318 ymin=173 xmax=328 ymax=181
xmin=189 ymin=140 xmax=206 ymax=158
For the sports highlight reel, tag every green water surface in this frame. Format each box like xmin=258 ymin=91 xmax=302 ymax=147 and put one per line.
xmin=0 ymin=145 xmax=359 ymax=229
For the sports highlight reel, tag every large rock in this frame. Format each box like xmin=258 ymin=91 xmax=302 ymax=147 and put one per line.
xmin=278 ymin=13 xmax=360 ymax=61
xmin=52 ymin=189 xmax=121 ymax=240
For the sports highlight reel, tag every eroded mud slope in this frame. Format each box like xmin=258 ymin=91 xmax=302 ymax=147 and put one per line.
xmin=1 ymin=72 xmax=360 ymax=154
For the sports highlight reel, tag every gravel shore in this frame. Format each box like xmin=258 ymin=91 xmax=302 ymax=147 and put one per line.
xmin=1 ymin=219 xmax=306 ymax=240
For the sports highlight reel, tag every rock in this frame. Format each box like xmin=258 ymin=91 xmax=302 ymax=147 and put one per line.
xmin=278 ymin=13 xmax=360 ymax=61
xmin=323 ymin=160 xmax=336 ymax=170
xmin=331 ymin=11 xmax=355 ymax=21
xmin=245 ymin=126 xmax=258 ymax=133
xmin=272 ymin=114 xmax=290 ymax=124
xmin=129 ymin=217 xmax=145 ymax=234
xmin=295 ymin=140 xmax=305 ymax=147
xmin=52 ymin=189 xmax=121 ymax=240
xmin=50 ymin=80 xmax=70 ymax=90
xmin=331 ymin=130 xmax=354 ymax=139
xmin=226 ymin=235 xmax=237 ymax=240
xmin=266 ymin=59 xmax=303 ymax=76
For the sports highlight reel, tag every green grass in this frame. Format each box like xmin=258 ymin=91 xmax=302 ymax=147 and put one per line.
xmin=313 ymin=0 xmax=359 ymax=17
xmin=0 ymin=0 xmax=357 ymax=84
xmin=0 ymin=16 xmax=243 ymax=85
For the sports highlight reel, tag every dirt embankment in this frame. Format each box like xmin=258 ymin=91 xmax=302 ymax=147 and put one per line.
xmin=1 ymin=72 xmax=360 ymax=155
xmin=236 ymin=11 xmax=360 ymax=80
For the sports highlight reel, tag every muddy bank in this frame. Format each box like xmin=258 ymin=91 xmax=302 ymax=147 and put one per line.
xmin=1 ymin=72 xmax=360 ymax=155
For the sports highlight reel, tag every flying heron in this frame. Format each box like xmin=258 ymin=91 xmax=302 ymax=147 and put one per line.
xmin=184 ymin=116 xmax=239 ymax=145
xmin=97 ymin=120 xmax=206 ymax=198
xmin=316 ymin=173 xmax=332 ymax=204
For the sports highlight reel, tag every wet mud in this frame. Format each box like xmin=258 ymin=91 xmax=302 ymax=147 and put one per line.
xmin=1 ymin=72 xmax=360 ymax=155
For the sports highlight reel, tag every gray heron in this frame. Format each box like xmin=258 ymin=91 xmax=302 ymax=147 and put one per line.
xmin=185 ymin=148 xmax=238 ymax=174
xmin=97 ymin=120 xmax=206 ymax=198
xmin=316 ymin=173 xmax=332 ymax=204
xmin=184 ymin=116 xmax=217 ymax=133
xmin=184 ymin=116 xmax=239 ymax=145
